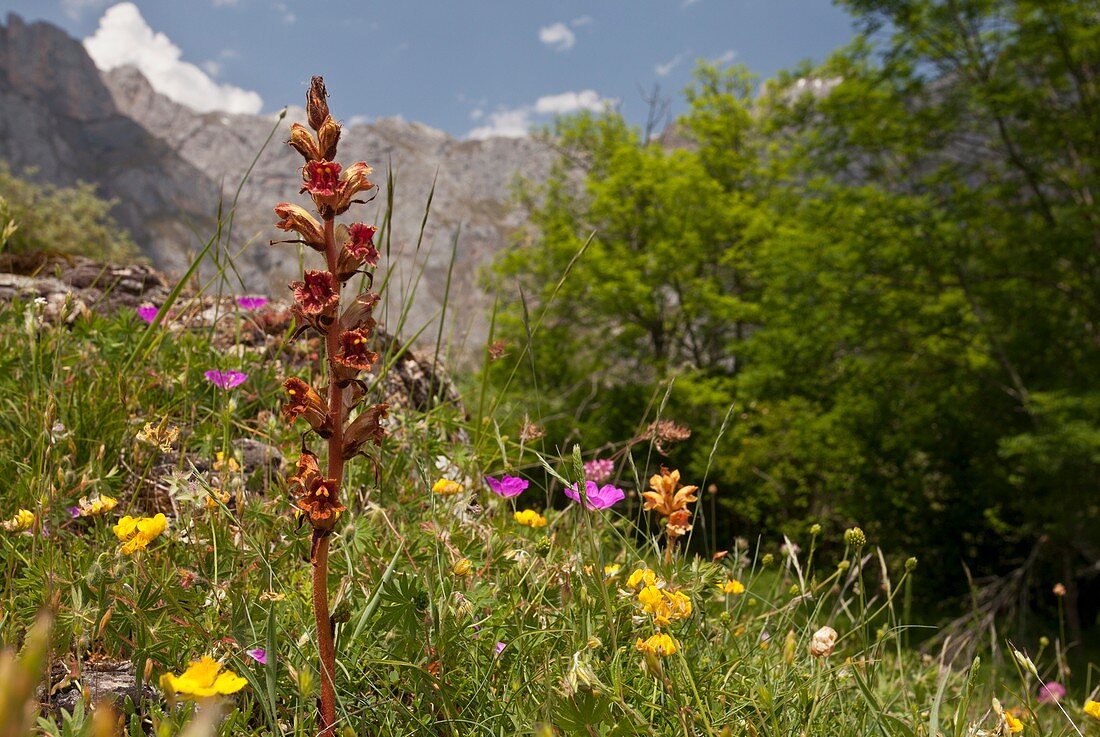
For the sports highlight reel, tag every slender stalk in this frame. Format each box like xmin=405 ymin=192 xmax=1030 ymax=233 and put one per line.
xmin=312 ymin=214 xmax=343 ymax=735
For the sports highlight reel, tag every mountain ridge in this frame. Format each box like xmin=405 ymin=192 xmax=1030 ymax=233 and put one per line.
xmin=0 ymin=13 xmax=555 ymax=354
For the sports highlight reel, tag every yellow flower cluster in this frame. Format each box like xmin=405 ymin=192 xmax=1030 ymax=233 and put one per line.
xmin=432 ymin=478 xmax=462 ymax=496
xmin=2 ymin=508 xmax=35 ymax=532
xmin=113 ymin=513 xmax=168 ymax=555
xmin=160 ymin=656 xmax=247 ymax=699
xmin=603 ymin=564 xmax=621 ymax=579
xmin=136 ymin=421 xmax=180 ymax=453
xmin=513 ymin=509 xmax=547 ymax=528
xmin=637 ymin=585 xmax=693 ymax=626
xmin=635 ymin=633 xmax=679 ymax=656
xmin=626 ymin=568 xmax=658 ymax=589
xmin=1085 ymin=700 xmax=1100 ymax=720
xmin=75 ymin=494 xmax=118 ymax=518
xmin=205 ymin=489 xmax=232 ymax=509
xmin=718 ymin=578 xmax=745 ymax=595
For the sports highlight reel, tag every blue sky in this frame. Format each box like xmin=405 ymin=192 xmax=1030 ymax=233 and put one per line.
xmin=4 ymin=0 xmax=856 ymax=138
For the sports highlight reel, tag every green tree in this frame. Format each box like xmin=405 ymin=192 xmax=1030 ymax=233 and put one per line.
xmin=0 ymin=162 xmax=138 ymax=262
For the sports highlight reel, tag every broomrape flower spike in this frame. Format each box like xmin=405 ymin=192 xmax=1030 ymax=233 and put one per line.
xmin=271 ymin=76 xmax=387 ymax=736
xmin=160 ymin=657 xmax=247 ymax=700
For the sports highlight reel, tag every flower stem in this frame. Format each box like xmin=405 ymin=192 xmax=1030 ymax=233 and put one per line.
xmin=312 ymin=214 xmax=344 ymax=735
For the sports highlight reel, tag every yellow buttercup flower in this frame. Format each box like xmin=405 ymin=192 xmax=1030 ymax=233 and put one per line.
xmin=113 ymin=513 xmax=167 ymax=555
xmin=160 ymin=656 xmax=247 ymax=699
xmin=626 ymin=568 xmax=658 ymax=589
xmin=1085 ymin=700 xmax=1100 ymax=720
xmin=635 ymin=633 xmax=679 ymax=657
xmin=432 ymin=478 xmax=463 ymax=496
xmin=1003 ymin=711 xmax=1023 ymax=734
xmin=719 ymin=578 xmax=745 ymax=595
xmin=513 ymin=509 xmax=547 ymax=528
xmin=2 ymin=508 xmax=35 ymax=532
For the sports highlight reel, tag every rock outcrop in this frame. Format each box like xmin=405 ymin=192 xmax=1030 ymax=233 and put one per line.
xmin=0 ymin=14 xmax=557 ymax=358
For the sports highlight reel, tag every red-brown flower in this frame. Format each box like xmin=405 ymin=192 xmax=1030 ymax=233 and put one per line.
xmin=297 ymin=476 xmax=346 ymax=530
xmin=340 ymin=292 xmax=380 ymax=332
xmin=334 ymin=328 xmax=378 ymax=372
xmin=282 ymin=377 xmax=333 ymax=437
xmin=303 ymin=160 xmax=342 ymax=198
xmin=290 ymin=270 xmax=338 ymax=316
xmin=274 ymin=202 xmax=325 ymax=251
xmin=288 ymin=448 xmax=322 ymax=494
xmin=346 ymin=223 xmax=379 ymax=266
xmin=333 ymin=162 xmax=374 ymax=214
xmin=288 ymin=123 xmax=322 ymax=163
xmin=343 ymin=402 xmax=389 ymax=459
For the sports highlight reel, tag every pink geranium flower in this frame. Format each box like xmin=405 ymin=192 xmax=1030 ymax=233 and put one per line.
xmin=137 ymin=305 xmax=160 ymax=324
xmin=485 ymin=475 xmax=528 ymax=498
xmin=236 ymin=296 xmax=269 ymax=310
xmin=246 ymin=648 xmax=267 ymax=665
xmin=564 ymin=480 xmax=625 ymax=510
xmin=204 ymin=370 xmax=248 ymax=390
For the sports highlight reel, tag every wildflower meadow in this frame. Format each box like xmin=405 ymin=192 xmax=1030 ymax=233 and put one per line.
xmin=0 ymin=71 xmax=1096 ymax=737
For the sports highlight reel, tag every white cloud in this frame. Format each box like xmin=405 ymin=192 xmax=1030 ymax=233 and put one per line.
xmin=655 ymin=53 xmax=685 ymax=77
xmin=211 ymin=0 xmax=239 ymax=6
xmin=201 ymin=60 xmax=220 ymax=77
xmin=534 ymin=90 xmax=612 ymax=115
xmin=469 ymin=108 xmax=484 ymax=121
xmin=347 ymin=115 xmax=372 ymax=126
xmin=83 ymin=3 xmax=263 ymax=115
xmin=468 ymin=90 xmax=615 ymax=140
xmin=570 ymin=15 xmax=594 ymax=27
xmin=711 ymin=49 xmax=737 ymax=65
xmin=681 ymin=0 xmax=701 ymax=6
xmin=274 ymin=1 xmax=296 ymax=23
xmin=468 ymin=108 xmax=532 ymax=140
xmin=538 ymin=22 xmax=575 ymax=52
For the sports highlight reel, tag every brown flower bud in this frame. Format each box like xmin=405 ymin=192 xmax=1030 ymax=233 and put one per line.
xmin=339 ymin=292 xmax=380 ymax=332
xmin=307 ymin=76 xmax=330 ymax=131
xmin=282 ymin=377 xmax=333 ymax=438
xmin=273 ymin=202 xmax=325 ymax=251
xmin=287 ymin=122 xmax=322 ymax=163
xmin=343 ymin=402 xmax=388 ymax=459
xmin=317 ymin=116 xmax=341 ymax=161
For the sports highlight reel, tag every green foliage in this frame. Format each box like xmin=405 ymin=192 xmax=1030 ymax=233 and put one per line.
xmin=0 ymin=293 xmax=1089 ymax=735
xmin=0 ymin=161 xmax=138 ymax=261
xmin=487 ymin=0 xmax=1099 ymax=615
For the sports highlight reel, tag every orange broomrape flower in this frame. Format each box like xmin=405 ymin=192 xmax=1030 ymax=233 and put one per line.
xmin=296 ymin=476 xmax=346 ymax=530
xmin=274 ymin=202 xmax=325 ymax=251
xmin=334 ymin=329 xmax=378 ymax=373
xmin=282 ymin=377 xmax=333 ymax=438
xmin=340 ymin=292 xmax=380 ymax=332
xmin=288 ymin=448 xmax=322 ymax=494
xmin=643 ymin=467 xmax=698 ymax=539
xmin=290 ymin=270 xmax=339 ymax=316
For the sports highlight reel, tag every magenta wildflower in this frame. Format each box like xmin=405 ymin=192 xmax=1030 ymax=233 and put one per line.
xmin=1038 ymin=681 xmax=1065 ymax=704
xmin=236 ymin=295 xmax=269 ymax=310
xmin=564 ymin=480 xmax=625 ymax=510
xmin=204 ymin=370 xmax=248 ymax=390
xmin=137 ymin=304 xmax=160 ymax=324
xmin=485 ymin=475 xmax=528 ymax=498
xmin=247 ymin=648 xmax=268 ymax=665
xmin=495 ymin=641 xmax=506 ymax=656
xmin=583 ymin=458 xmax=614 ymax=484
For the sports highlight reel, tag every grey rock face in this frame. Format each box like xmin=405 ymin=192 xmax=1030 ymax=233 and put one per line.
xmin=101 ymin=64 xmax=556 ymax=355
xmin=0 ymin=14 xmax=554 ymax=358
